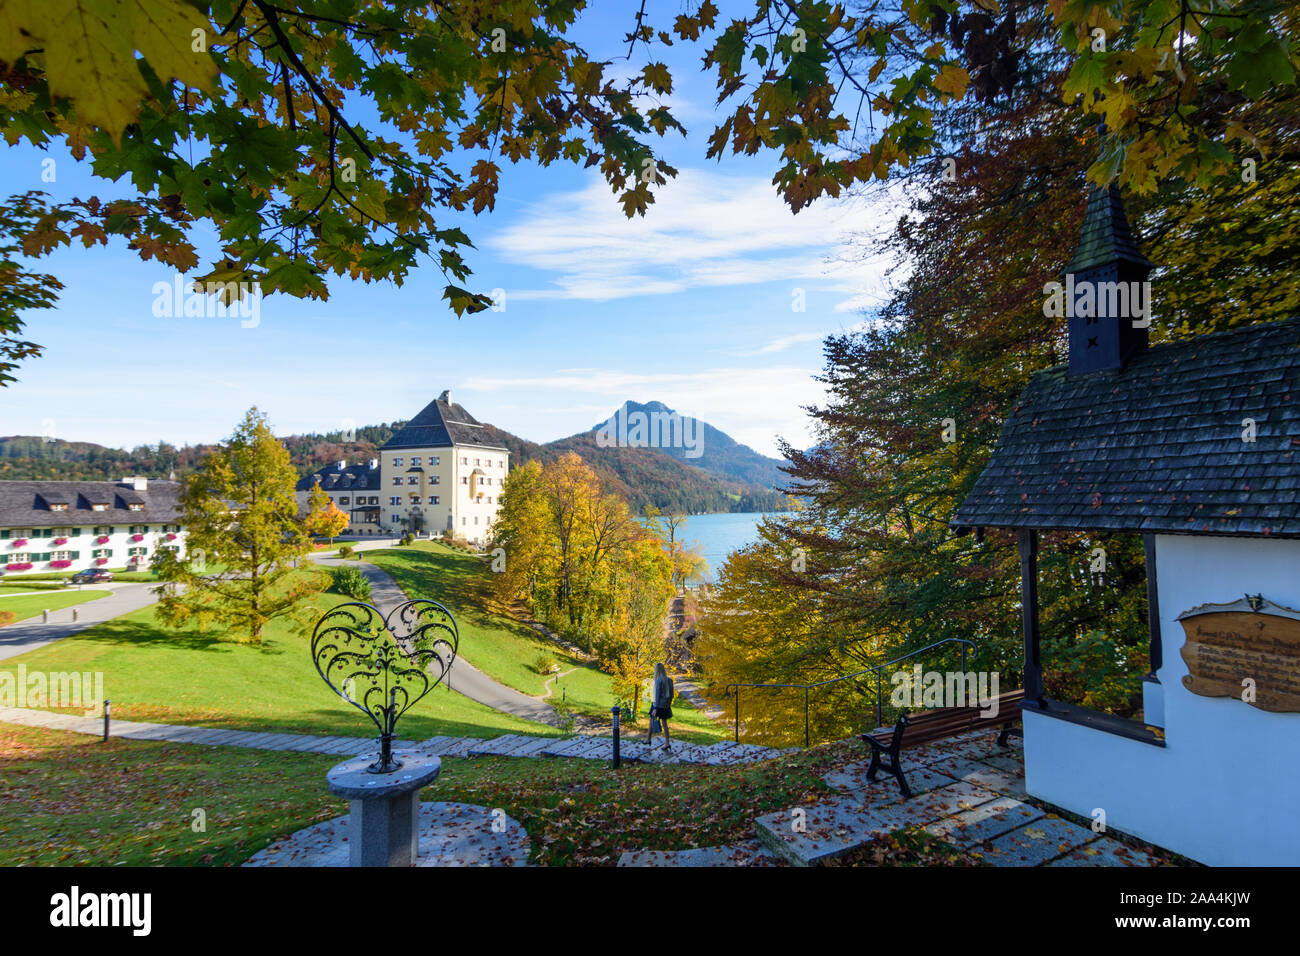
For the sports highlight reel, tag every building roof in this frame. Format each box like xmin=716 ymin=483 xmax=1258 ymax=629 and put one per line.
xmin=951 ymin=317 xmax=1300 ymax=537
xmin=1064 ymin=183 xmax=1154 ymax=274
xmin=0 ymin=480 xmax=182 ymax=528
xmin=382 ymin=391 xmax=508 ymax=452
xmin=296 ymin=462 xmax=380 ymax=493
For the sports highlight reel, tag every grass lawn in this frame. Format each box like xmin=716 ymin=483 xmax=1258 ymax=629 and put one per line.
xmin=0 ymin=721 xmax=956 ymax=866
xmin=0 ymin=723 xmax=1187 ymax=867
xmin=3 ymin=567 xmax=558 ymax=741
xmin=0 ymin=588 xmax=110 ymax=624
xmin=367 ymin=542 xmax=727 ymax=743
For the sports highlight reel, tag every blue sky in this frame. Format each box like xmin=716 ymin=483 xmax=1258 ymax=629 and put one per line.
xmin=0 ymin=3 xmax=906 ymax=459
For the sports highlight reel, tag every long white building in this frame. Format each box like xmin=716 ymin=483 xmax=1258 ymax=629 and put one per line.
xmin=0 ymin=476 xmax=185 ymax=576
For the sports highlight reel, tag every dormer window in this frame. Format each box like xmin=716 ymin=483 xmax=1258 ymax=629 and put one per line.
xmin=91 ymin=503 xmax=107 ymax=511
xmin=128 ymin=503 xmax=144 ymax=512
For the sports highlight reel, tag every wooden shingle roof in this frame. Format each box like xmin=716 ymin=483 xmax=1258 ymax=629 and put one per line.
xmin=951 ymin=317 xmax=1300 ymax=537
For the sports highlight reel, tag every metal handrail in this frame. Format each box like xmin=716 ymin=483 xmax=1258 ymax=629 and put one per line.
xmin=722 ymin=638 xmax=976 ymax=747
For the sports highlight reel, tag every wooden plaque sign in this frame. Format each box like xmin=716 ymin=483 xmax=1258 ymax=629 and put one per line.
xmin=1177 ymin=595 xmax=1300 ymax=713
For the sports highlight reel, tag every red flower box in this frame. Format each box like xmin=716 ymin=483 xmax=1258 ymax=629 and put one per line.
xmin=131 ymin=534 xmax=144 ymax=542
xmin=53 ymin=537 xmax=68 ymax=545
xmin=165 ymin=533 xmax=178 ymax=541
xmin=50 ymin=559 xmax=72 ymax=569
xmin=5 ymin=562 xmax=33 ymax=571
xmin=96 ymin=558 xmax=109 ymax=565
xmin=96 ymin=536 xmax=110 ymax=544
xmin=11 ymin=539 xmax=27 ymax=547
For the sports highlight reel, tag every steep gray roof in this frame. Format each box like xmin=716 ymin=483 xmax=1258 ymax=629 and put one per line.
xmin=382 ymin=394 xmax=507 ymax=451
xmin=296 ymin=462 xmax=380 ymax=493
xmin=0 ymin=480 xmax=182 ymax=528
xmin=1064 ymin=183 xmax=1154 ymax=274
xmin=952 ymin=318 xmax=1300 ymax=537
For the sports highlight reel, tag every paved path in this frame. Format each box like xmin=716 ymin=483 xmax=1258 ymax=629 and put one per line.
xmin=0 ymin=705 xmax=786 ymax=767
xmin=314 ymin=555 xmax=561 ymax=727
xmin=0 ymin=583 xmax=159 ymax=662
xmin=620 ymin=729 xmax=1166 ymax=868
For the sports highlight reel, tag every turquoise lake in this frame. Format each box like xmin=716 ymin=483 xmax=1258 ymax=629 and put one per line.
xmin=674 ymin=511 xmax=771 ymax=583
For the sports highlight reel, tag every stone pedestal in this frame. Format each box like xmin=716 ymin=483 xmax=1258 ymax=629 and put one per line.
xmin=326 ymin=750 xmax=441 ymax=867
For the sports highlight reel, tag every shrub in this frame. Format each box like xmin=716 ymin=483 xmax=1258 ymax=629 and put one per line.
xmin=338 ymin=545 xmax=356 ymax=559
xmin=399 ymin=533 xmax=415 ymax=546
xmin=534 ymin=654 xmax=559 ymax=675
xmin=331 ymin=566 xmax=372 ymax=602
xmin=0 ymin=610 xmax=14 ymax=627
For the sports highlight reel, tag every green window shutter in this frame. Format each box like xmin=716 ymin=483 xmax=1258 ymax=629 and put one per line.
xmin=70 ymin=551 xmax=80 ymax=559
xmin=71 ymin=528 xmax=81 ymax=536
xmin=0 ymin=530 xmax=8 ymax=539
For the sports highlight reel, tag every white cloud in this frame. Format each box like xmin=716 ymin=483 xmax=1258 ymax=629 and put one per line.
xmin=735 ymin=331 xmax=826 ymax=356
xmin=491 ymin=169 xmax=907 ymax=306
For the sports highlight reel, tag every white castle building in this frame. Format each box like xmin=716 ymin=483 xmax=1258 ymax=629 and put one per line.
xmin=296 ymin=390 xmax=509 ymax=545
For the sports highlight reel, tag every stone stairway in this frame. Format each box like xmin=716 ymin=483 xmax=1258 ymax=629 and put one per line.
xmin=618 ymin=729 xmax=1167 ymax=867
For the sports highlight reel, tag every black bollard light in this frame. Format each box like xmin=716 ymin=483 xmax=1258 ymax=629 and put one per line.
xmin=610 ymin=705 xmax=621 ymax=769
xmin=103 ymin=699 xmax=111 ymax=742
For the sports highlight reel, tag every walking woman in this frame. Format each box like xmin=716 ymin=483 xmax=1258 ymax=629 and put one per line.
xmin=647 ymin=662 xmax=675 ymax=750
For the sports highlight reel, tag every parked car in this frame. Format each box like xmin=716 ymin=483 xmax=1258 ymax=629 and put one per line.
xmin=70 ymin=568 xmax=114 ymax=584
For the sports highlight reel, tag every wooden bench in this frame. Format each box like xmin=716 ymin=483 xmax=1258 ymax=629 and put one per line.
xmin=860 ymin=689 xmax=1024 ymax=798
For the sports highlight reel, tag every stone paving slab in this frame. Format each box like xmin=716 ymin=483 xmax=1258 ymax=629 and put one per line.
xmin=659 ymin=742 xmax=716 ymax=764
xmin=435 ymin=738 xmax=485 ymax=758
xmin=538 ymin=736 xmax=589 ymax=758
xmin=695 ymin=742 xmax=740 ymax=765
xmin=414 ymin=736 xmax=457 ymax=755
xmin=825 ymin=760 xmax=956 ymax=801
xmin=632 ymin=741 xmax=680 ymax=764
xmin=924 ymin=796 xmax=1045 ymax=848
xmin=467 ymin=734 xmax=534 ymax=757
xmin=755 ymin=795 xmax=940 ymax=866
xmin=495 ymin=734 xmax=555 ymax=756
xmin=244 ymin=801 xmax=530 ymax=867
xmin=191 ymin=730 xmax=250 ymax=745
xmin=112 ymin=725 xmax=179 ymax=741
xmin=980 ymin=816 xmax=1097 ymax=866
xmin=1046 ymin=837 xmax=1164 ymax=867
xmin=618 ymin=840 xmax=778 ymax=867
xmin=615 ymin=739 xmax=650 ymax=761
xmin=565 ymin=736 xmax=614 ymax=760
xmin=980 ymin=753 xmax=1026 ymax=774
xmin=711 ymin=743 xmax=776 ymax=765
xmin=906 ymin=781 xmax=1001 ymax=820
xmin=505 ymin=736 xmax=556 ymax=758
xmin=927 ymin=757 xmax=1026 ymax=798
xmin=315 ymin=737 xmax=374 ymax=756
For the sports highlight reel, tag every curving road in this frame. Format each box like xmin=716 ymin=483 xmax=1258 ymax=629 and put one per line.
xmin=0 ymin=544 xmax=561 ymax=728
xmin=317 ymin=555 xmax=560 ymax=727
xmin=0 ymin=583 xmax=160 ymax=662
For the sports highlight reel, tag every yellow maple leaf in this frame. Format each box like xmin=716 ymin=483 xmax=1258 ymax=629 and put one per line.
xmin=14 ymin=0 xmax=215 ymax=144
xmin=933 ymin=65 xmax=971 ymax=99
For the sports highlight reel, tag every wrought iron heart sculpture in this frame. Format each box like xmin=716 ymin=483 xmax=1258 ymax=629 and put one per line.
xmin=310 ymin=599 xmax=458 ymax=772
